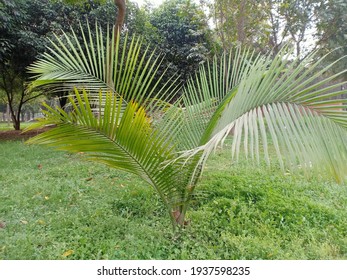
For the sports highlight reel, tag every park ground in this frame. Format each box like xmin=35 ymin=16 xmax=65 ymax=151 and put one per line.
xmin=0 ymin=123 xmax=346 ymax=259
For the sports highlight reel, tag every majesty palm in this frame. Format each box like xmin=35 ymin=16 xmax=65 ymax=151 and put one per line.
xmin=26 ymin=22 xmax=347 ymax=228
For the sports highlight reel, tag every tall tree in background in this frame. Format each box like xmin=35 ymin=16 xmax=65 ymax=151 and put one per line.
xmin=150 ymin=0 xmax=214 ymax=85
xmin=63 ymin=0 xmax=126 ymax=36
xmin=315 ymin=0 xmax=347 ymax=79
xmin=211 ymin=0 xmax=270 ymax=52
xmin=124 ymin=1 xmax=161 ymax=43
xmin=0 ymin=0 xmax=107 ymax=129
xmin=0 ymin=0 xmax=60 ymax=129
xmin=0 ymin=0 xmax=112 ymax=129
xmin=274 ymin=0 xmax=319 ymax=58
xmin=209 ymin=0 xmax=324 ymax=58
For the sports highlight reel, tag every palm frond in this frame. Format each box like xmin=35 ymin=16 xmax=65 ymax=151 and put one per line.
xmin=158 ymin=48 xmax=259 ymax=151
xmin=27 ymin=22 xmax=178 ymax=108
xmin=27 ymin=26 xmax=347 ymax=228
xmin=179 ymin=48 xmax=347 ymax=183
xmin=26 ymin=90 xmax=195 ymax=225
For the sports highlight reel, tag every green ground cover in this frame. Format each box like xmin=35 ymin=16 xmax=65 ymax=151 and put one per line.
xmin=0 ymin=122 xmax=31 ymax=131
xmin=0 ymin=140 xmax=346 ymax=259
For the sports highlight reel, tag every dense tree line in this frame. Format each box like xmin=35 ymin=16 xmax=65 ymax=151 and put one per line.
xmin=0 ymin=0 xmax=345 ymax=129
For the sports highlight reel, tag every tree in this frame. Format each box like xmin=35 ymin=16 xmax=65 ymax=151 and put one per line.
xmin=209 ymin=0 xmax=323 ymax=58
xmin=62 ymin=0 xmax=126 ymax=36
xmin=209 ymin=0 xmax=270 ymax=52
xmin=276 ymin=0 xmax=320 ymax=58
xmin=315 ymin=0 xmax=347 ymax=79
xmin=124 ymin=1 xmax=161 ymax=43
xmin=0 ymin=0 xmax=95 ymax=129
xmin=0 ymin=0 xmax=49 ymax=129
xmin=26 ymin=21 xmax=347 ymax=228
xmin=149 ymin=0 xmax=214 ymax=85
xmin=0 ymin=0 xmax=130 ymax=129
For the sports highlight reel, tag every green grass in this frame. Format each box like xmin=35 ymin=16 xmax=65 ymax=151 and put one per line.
xmin=0 ymin=140 xmax=346 ymax=260
xmin=0 ymin=122 xmax=31 ymax=131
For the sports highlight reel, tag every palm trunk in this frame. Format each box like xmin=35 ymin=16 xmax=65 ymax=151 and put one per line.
xmin=170 ymin=161 xmax=203 ymax=229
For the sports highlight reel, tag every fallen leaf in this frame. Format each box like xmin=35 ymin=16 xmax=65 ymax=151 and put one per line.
xmin=62 ymin=249 xmax=74 ymax=257
xmin=20 ymin=220 xmax=28 ymax=225
xmin=38 ymin=164 xmax=42 ymax=170
xmin=37 ymin=220 xmax=45 ymax=225
xmin=32 ymin=192 xmax=42 ymax=199
xmin=86 ymin=177 xmax=93 ymax=181
xmin=172 ymin=210 xmax=181 ymax=221
xmin=44 ymin=196 xmax=49 ymax=200
xmin=0 ymin=221 xmax=6 ymax=229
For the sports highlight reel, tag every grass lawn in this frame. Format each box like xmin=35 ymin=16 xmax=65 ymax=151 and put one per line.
xmin=0 ymin=123 xmax=12 ymax=131
xmin=0 ymin=140 xmax=346 ymax=260
xmin=0 ymin=122 xmax=31 ymax=131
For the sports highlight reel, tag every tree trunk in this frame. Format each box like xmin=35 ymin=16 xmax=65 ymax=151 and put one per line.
xmin=7 ymin=99 xmax=19 ymax=130
xmin=13 ymin=118 xmax=20 ymax=130
xmin=6 ymin=103 xmax=10 ymax=127
xmin=59 ymin=92 xmax=69 ymax=109
xmin=114 ymin=0 xmax=126 ymax=40
xmin=237 ymin=0 xmax=246 ymax=44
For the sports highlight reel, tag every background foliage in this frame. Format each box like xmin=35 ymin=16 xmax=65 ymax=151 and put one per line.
xmin=1 ymin=0 xmax=346 ymax=129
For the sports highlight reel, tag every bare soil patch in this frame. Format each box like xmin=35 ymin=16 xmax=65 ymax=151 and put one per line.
xmin=0 ymin=127 xmax=50 ymax=141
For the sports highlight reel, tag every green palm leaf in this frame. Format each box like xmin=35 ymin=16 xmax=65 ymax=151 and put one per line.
xmin=28 ymin=22 xmax=178 ymax=107
xmin=180 ymin=48 xmax=347 ymax=183
xmin=26 ymin=90 xmax=195 ymax=227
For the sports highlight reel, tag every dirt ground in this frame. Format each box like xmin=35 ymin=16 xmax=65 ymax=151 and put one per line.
xmin=0 ymin=128 xmax=50 ymax=141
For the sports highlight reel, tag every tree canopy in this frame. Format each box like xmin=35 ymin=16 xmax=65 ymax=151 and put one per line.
xmin=0 ymin=0 xmax=346 ymax=130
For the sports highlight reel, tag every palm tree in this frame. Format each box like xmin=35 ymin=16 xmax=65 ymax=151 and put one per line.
xmin=26 ymin=22 xmax=347 ymax=229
